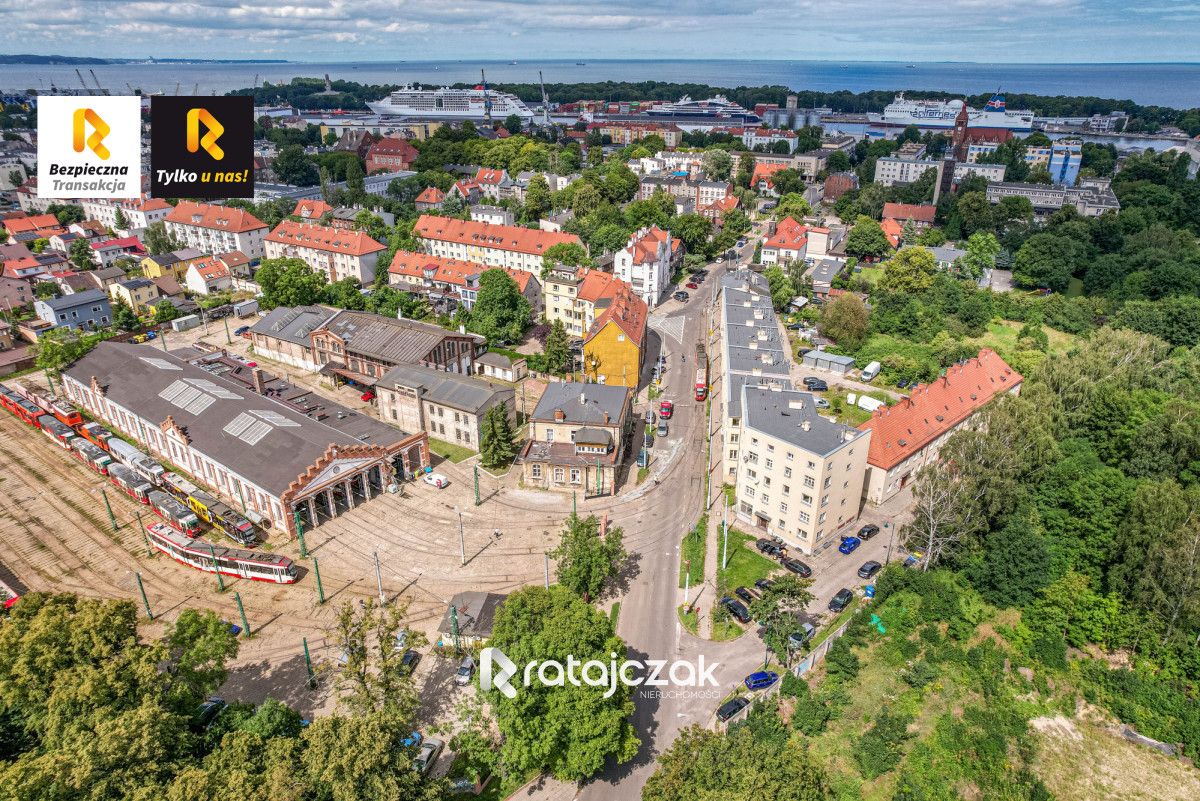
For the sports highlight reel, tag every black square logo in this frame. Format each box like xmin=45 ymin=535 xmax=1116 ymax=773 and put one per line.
xmin=151 ymin=96 xmax=253 ymax=198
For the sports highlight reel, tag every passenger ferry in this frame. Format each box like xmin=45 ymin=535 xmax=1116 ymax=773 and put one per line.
xmin=367 ymin=85 xmax=534 ymax=120
xmin=867 ymin=93 xmax=1034 ymax=132
xmin=644 ymin=95 xmax=761 ymax=124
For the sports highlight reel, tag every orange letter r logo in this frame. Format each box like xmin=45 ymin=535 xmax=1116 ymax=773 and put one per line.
xmin=73 ymin=108 xmax=110 ymax=160
xmin=187 ymin=108 xmax=224 ymax=160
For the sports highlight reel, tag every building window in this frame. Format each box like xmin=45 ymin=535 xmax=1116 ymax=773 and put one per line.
xmin=553 ymin=467 xmax=565 ymax=483
xmin=745 ymin=487 xmax=755 ymax=498
xmin=765 ymin=459 xmax=773 ymax=469
xmin=531 ymin=464 xmax=542 ymax=478
xmin=570 ymin=468 xmax=581 ymax=484
xmin=798 ymin=511 xmax=810 ymax=524
xmin=780 ymin=502 xmax=788 ymax=513
xmin=761 ymin=494 xmax=769 ymax=505
xmin=804 ymin=476 xmax=815 ymax=488
xmin=546 ymin=429 xmax=554 ymax=442
xmin=807 ymin=460 xmax=816 ymax=469
xmin=782 ymin=485 xmax=790 ymax=496
xmin=784 ymin=467 xmax=792 ymax=478
xmin=802 ymin=493 xmax=813 ymax=505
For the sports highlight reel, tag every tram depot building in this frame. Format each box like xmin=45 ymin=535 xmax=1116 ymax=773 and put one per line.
xmin=61 ymin=342 xmax=429 ymax=539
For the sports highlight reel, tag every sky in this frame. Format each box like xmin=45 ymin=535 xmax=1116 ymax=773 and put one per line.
xmin=0 ymin=0 xmax=1199 ymax=63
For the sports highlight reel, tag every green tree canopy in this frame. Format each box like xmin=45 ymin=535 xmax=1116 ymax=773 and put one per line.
xmin=844 ymin=215 xmax=892 ymax=259
xmin=818 ymin=293 xmax=871 ymax=351
xmin=255 ymin=257 xmax=329 ymax=308
xmin=879 ymin=246 xmax=938 ymax=294
xmin=549 ymin=513 xmax=628 ymax=602
xmin=467 ymin=269 xmax=531 ymax=343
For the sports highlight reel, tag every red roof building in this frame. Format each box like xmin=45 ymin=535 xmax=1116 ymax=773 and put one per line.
xmin=858 ymin=348 xmax=1022 ymax=503
xmin=414 ymin=215 xmax=583 ymax=275
xmin=388 ymin=251 xmax=540 ymax=312
xmin=365 ymin=137 xmax=419 ymax=174
xmin=881 ymin=203 xmax=937 ymax=227
xmin=415 ymin=186 xmax=446 ymax=210
xmin=880 ymin=218 xmax=904 ymax=248
xmin=293 ymin=199 xmax=334 ymax=220
xmin=760 ymin=216 xmax=809 ymax=265
xmin=265 ymin=221 xmax=386 ymax=284
xmin=165 ymin=201 xmax=269 ymax=259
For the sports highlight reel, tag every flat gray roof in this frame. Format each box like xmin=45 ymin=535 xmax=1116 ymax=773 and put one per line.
xmin=742 ymin=385 xmax=865 ymax=457
xmin=64 ymin=341 xmax=412 ymax=496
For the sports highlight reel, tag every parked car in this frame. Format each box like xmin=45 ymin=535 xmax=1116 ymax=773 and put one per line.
xmin=857 ymin=560 xmax=882 ymax=579
xmin=720 ymin=596 xmax=751 ymax=624
xmin=455 ymin=655 xmax=475 ymax=686
xmin=814 ymin=398 xmax=830 ymax=408
xmin=686 ymin=281 xmax=699 ymax=289
xmin=734 ymin=586 xmax=755 ymax=605
xmin=193 ymin=697 xmax=226 ymax=729
xmin=807 ymin=380 xmax=828 ymax=392
xmin=673 ymin=290 xmax=690 ymax=302
xmin=423 ymin=473 xmax=450 ymax=489
xmin=858 ymin=524 xmax=880 ymax=540
xmin=896 ymin=378 xmax=912 ymax=389
xmin=414 ymin=737 xmax=445 ymax=775
xmin=754 ymin=578 xmax=775 ymax=592
xmin=802 ymin=376 xmax=823 ymax=388
xmin=788 ymin=623 xmax=817 ymax=650
xmin=659 ymin=400 xmax=674 ymax=419
xmin=829 ymin=588 xmax=854 ymax=612
xmin=744 ymin=671 xmax=779 ymax=691
xmin=782 ymin=558 xmax=812 ymax=577
xmin=716 ymin=696 xmax=750 ymax=722
xmin=645 ymin=409 xmax=656 ymax=425
xmin=657 ymin=420 xmax=669 ymax=438
xmin=838 ymin=536 xmax=861 ymax=555
xmin=399 ymin=649 xmax=421 ymax=675
xmin=360 ymin=390 xmax=376 ymax=402
xmin=755 ymin=538 xmax=783 ymax=557
xmin=233 ymin=325 xmax=250 ymax=336
xmin=736 ymin=239 xmax=746 ymax=248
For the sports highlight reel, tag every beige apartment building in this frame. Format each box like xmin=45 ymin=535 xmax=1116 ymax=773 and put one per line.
xmin=734 ymin=384 xmax=870 ymax=555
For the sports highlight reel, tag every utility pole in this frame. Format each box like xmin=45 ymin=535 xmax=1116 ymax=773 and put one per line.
xmin=722 ymin=502 xmax=729 ymax=570
xmin=885 ymin=522 xmax=895 ymax=564
xmin=544 ymin=552 xmax=550 ymax=588
xmin=457 ymin=508 xmax=466 ymax=566
xmin=294 ymin=510 xmax=307 ymax=558
xmin=473 ymin=465 xmax=480 ymax=506
xmin=373 ymin=550 xmax=385 ymax=605
xmin=572 ymin=490 xmax=577 ymax=517
xmin=134 ymin=572 xmax=153 ymax=619
xmin=312 ymin=555 xmax=326 ymax=603
xmin=234 ymin=591 xmax=250 ymax=637
xmin=101 ymin=488 xmax=118 ymax=531
xmin=223 ymin=316 xmax=232 ymax=345
xmin=137 ymin=512 xmax=152 ymax=557
xmin=208 ymin=544 xmax=225 ymax=592
xmin=302 ymin=637 xmax=316 ymax=689
xmin=684 ymin=560 xmax=691 ymax=607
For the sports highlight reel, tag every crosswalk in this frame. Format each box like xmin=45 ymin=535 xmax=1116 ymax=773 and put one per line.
xmin=650 ymin=314 xmax=686 ymax=346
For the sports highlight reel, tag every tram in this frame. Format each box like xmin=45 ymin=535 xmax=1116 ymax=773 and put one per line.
xmin=38 ymin=415 xmax=76 ymax=449
xmin=78 ymin=422 xmax=114 ymax=449
xmin=147 ymin=490 xmax=203 ymax=537
xmin=108 ymin=463 xmax=153 ymax=503
xmin=145 ymin=522 xmax=297 ymax=584
xmin=69 ymin=438 xmax=112 ymax=474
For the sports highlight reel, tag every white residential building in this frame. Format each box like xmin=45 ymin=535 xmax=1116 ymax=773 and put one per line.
xmin=612 ymin=226 xmax=678 ymax=308
xmin=165 ymin=201 xmax=270 ymax=259
xmin=80 ymin=198 xmax=173 ymax=235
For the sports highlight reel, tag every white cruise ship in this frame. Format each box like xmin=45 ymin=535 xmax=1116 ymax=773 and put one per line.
xmin=644 ymin=95 xmax=761 ymax=123
xmin=367 ymin=85 xmax=534 ymax=120
xmin=868 ymin=93 xmax=1034 ymax=132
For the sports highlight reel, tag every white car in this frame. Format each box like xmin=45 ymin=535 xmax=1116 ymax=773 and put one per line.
xmin=422 ymin=473 xmax=450 ymax=489
xmin=815 ymin=398 xmax=830 ymax=409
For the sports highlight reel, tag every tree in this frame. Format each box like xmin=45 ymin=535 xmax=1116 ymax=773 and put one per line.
xmin=153 ymin=299 xmax=181 ymax=323
xmin=302 ymin=711 xmax=444 ymax=801
xmin=524 ymin=173 xmax=552 ymax=221
xmin=571 ymin=182 xmax=603 ymax=217
xmin=255 ymin=257 xmax=328 ymax=308
xmin=644 ymin=724 xmax=828 ymax=801
xmin=549 ymin=513 xmax=628 ymax=602
xmin=666 ymin=213 xmax=712 ymax=254
xmin=748 ymin=574 xmax=814 ymax=662
xmin=774 ymin=193 xmax=812 ymax=221
xmin=589 ymin=223 xmax=633 ymax=255
xmin=163 ymin=608 xmax=241 ymax=711
xmin=541 ymin=242 xmax=589 ymax=277
xmin=29 ymin=237 xmax=48 ymax=254
xmin=503 ymin=114 xmax=524 ymax=135
xmin=818 ymin=293 xmax=871 ymax=351
xmin=468 ymin=268 xmax=530 ymax=343
xmin=33 ymin=327 xmax=91 ymax=373
xmin=69 ymin=236 xmax=95 ymax=270
xmin=322 ymin=277 xmax=367 ymax=310
xmin=763 ymin=265 xmax=795 ymax=312
xmin=703 ymin=148 xmax=733 ymax=181
xmin=47 ymin=202 xmax=85 ymax=225
xmin=33 ymin=281 xmax=61 ymax=300
xmin=143 ymin=221 xmax=181 ymax=255
xmin=903 ymin=458 xmax=988 ymax=570
xmin=954 ymin=191 xmax=995 ymax=237
xmin=826 ymin=150 xmax=851 ymax=173
xmin=330 ymin=598 xmax=424 ymax=719
xmin=485 ymin=586 xmax=639 ymax=781
xmin=1134 ymin=511 xmax=1200 ymax=644
xmin=543 ymin=319 xmax=572 ymax=374
xmin=960 ymin=231 xmax=1001 ymax=280
xmin=111 ymin=299 xmax=140 ymax=332
xmin=969 ymin=507 xmax=1052 ymax=607
xmin=844 ymin=215 xmax=891 ymax=259
xmin=770 ymin=168 xmax=804 ymax=196
xmin=274 ymin=144 xmax=319 ymax=186
xmin=345 ymin=158 xmax=365 ymax=192
xmin=879 ymin=246 xmax=937 ymax=293
xmin=479 ymin=403 xmax=516 ymax=468
xmin=1013 ymin=232 xmax=1082 ymax=292
xmin=441 ymin=192 xmax=466 ymax=217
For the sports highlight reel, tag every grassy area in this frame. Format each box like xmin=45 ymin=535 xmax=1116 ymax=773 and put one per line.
xmin=710 ymin=615 xmax=746 ymax=642
xmin=636 ymin=466 xmax=650 ymax=485
xmin=678 ymin=515 xmax=707 ymax=589
xmin=1065 ymin=277 xmax=1084 ymax=298
xmin=715 ymin=528 xmax=781 ymax=595
xmin=857 ymin=266 xmax=885 ymax=286
xmin=609 ymin=602 xmax=621 ymax=627
xmin=427 ymin=437 xmax=474 ymax=464
xmin=678 ymin=604 xmax=698 ymax=635
xmin=966 ymin=319 xmax=1076 ymax=356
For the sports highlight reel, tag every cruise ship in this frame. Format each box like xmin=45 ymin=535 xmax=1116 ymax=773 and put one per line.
xmin=367 ymin=85 xmax=534 ymax=120
xmin=867 ymin=93 xmax=1034 ymax=132
xmin=644 ymin=95 xmax=761 ymax=124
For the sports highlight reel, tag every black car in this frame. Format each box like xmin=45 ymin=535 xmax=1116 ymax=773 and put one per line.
xmin=807 ymin=380 xmax=829 ymax=392
xmin=754 ymin=578 xmax=775 ymax=592
xmin=755 ymin=538 xmax=783 ymax=557
xmin=782 ymin=558 xmax=812 ymax=578
xmin=802 ymin=376 xmax=822 ymax=388
xmin=734 ymin=586 xmax=755 ymax=605
xmin=858 ymin=524 xmax=880 ymax=540
xmin=857 ymin=561 xmax=882 ymax=580
xmin=673 ymin=290 xmax=690 ymax=302
xmin=716 ymin=696 xmax=750 ymax=723
xmin=400 ymin=649 xmax=421 ymax=675
xmin=829 ymin=588 xmax=854 ymax=612
xmin=720 ymin=596 xmax=751 ymax=624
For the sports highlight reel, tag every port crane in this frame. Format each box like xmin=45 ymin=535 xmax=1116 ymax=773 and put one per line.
xmin=88 ymin=69 xmax=109 ymax=95
xmin=539 ymin=70 xmax=550 ymax=127
xmin=480 ymin=69 xmax=492 ymax=124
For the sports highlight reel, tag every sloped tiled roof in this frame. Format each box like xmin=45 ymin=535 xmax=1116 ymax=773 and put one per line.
xmin=266 ymin=221 xmax=385 ymax=257
xmin=586 ymin=282 xmax=647 ymax=348
xmin=389 ymin=251 xmax=534 ymax=293
xmin=292 ymin=199 xmax=334 ymax=219
xmin=880 ymin=218 xmax=904 ymax=248
xmin=881 ymin=203 xmax=936 ymax=224
xmin=764 ymin=216 xmax=808 ymax=251
xmin=166 ymin=201 xmax=268 ymax=233
xmin=858 ymin=349 xmax=1022 ymax=470
xmin=414 ymin=215 xmax=582 ymax=257
xmin=415 ymin=186 xmax=445 ymax=204
xmin=3 ymin=214 xmax=59 ymax=235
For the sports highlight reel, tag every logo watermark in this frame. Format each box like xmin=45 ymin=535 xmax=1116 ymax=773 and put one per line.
xmin=37 ymin=96 xmax=141 ymax=199
xmin=480 ymin=647 xmax=719 ymax=699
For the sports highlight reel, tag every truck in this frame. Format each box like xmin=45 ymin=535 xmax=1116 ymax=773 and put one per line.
xmin=861 ymin=361 xmax=881 ymax=382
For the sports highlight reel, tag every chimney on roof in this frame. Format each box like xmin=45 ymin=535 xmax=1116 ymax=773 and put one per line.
xmin=554 ymin=408 xmax=565 ymax=422
xmin=603 ymin=411 xmax=610 ymax=424
xmin=251 ymin=368 xmax=266 ymax=395
xmin=801 ymin=420 xmax=811 ymax=432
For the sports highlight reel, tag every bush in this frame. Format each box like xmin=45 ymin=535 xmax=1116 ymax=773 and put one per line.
xmin=824 ymin=638 xmax=861 ymax=683
xmin=853 ymin=707 xmax=914 ymax=779
xmin=900 ymin=660 xmax=938 ymax=690
xmin=787 ymin=679 xmax=833 ymax=736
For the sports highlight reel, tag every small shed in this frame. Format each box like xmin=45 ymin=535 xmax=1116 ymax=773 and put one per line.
xmin=438 ymin=591 xmax=507 ymax=648
xmin=802 ymin=350 xmax=855 ymax=375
